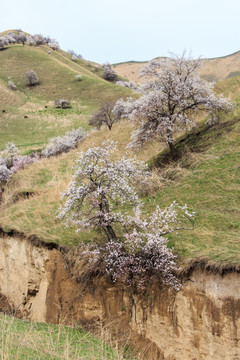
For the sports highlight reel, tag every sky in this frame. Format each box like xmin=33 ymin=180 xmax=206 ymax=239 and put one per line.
xmin=1 ymin=0 xmax=240 ymax=64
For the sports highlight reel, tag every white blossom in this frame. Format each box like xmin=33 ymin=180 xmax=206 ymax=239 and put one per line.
xmin=1 ymin=143 xmax=20 ymax=168
xmin=0 ymin=166 xmax=11 ymax=184
xmin=113 ymin=53 xmax=233 ymax=155
xmin=42 ymin=128 xmax=87 ymax=158
xmin=58 ymin=141 xmax=148 ymax=240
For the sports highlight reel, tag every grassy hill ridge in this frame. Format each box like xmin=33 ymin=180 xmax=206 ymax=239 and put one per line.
xmin=113 ymin=51 xmax=240 ymax=83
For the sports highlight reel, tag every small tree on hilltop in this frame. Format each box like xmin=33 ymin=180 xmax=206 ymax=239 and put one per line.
xmin=0 ymin=36 xmax=8 ymax=49
xmin=32 ymin=34 xmax=46 ymax=46
xmin=89 ymin=102 xmax=119 ymax=131
xmin=102 ymin=63 xmax=118 ymax=82
xmin=16 ymin=32 xmax=27 ymax=46
xmin=113 ymin=53 xmax=233 ymax=156
xmin=25 ymin=70 xmax=38 ymax=86
xmin=49 ymin=42 xmax=60 ymax=50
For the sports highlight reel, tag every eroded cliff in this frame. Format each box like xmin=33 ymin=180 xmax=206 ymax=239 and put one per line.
xmin=0 ymin=235 xmax=240 ymax=360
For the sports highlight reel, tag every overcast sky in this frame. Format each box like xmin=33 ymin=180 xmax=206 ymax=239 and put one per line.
xmin=1 ymin=0 xmax=239 ymax=64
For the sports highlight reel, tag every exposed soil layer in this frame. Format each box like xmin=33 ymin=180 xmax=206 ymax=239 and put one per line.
xmin=1 ymin=235 xmax=240 ymax=359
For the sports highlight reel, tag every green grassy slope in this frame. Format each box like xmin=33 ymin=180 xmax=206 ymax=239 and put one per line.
xmin=0 ymin=43 xmax=132 ymax=152
xmin=0 ymin=44 xmax=130 ymax=103
xmin=146 ymin=77 xmax=240 ymax=267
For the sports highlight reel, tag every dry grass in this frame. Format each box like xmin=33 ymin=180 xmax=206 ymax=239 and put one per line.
xmin=0 ymin=121 xmax=162 ymax=244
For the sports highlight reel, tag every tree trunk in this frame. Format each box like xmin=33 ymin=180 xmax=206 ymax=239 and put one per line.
xmin=166 ymin=130 xmax=176 ymax=158
xmin=105 ymin=225 xmax=117 ymax=241
xmin=99 ymin=198 xmax=117 ymax=241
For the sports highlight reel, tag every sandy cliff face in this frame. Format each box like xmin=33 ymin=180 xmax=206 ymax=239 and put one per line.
xmin=0 ymin=235 xmax=240 ymax=360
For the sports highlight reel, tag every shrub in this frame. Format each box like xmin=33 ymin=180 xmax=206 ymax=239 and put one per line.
xmin=116 ymin=80 xmax=140 ymax=91
xmin=103 ymin=203 xmax=194 ymax=291
xmin=25 ymin=70 xmax=38 ymax=86
xmin=32 ymin=34 xmax=46 ymax=46
xmin=54 ymin=99 xmax=71 ymax=109
xmin=102 ymin=63 xmax=118 ymax=82
xmin=42 ymin=128 xmax=87 ymax=158
xmin=5 ymin=33 xmax=16 ymax=44
xmin=67 ymin=50 xmax=83 ymax=59
xmin=0 ymin=36 xmax=8 ymax=49
xmin=1 ymin=143 xmax=20 ymax=168
xmin=8 ymin=80 xmax=17 ymax=91
xmin=75 ymin=75 xmax=82 ymax=81
xmin=0 ymin=166 xmax=11 ymax=184
xmin=49 ymin=42 xmax=60 ymax=50
xmin=71 ymin=55 xmax=78 ymax=61
xmin=10 ymin=154 xmax=39 ymax=173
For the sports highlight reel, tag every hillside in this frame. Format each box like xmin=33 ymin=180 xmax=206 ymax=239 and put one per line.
xmin=0 ymin=39 xmax=131 ymax=152
xmin=0 ymin=73 xmax=239 ymax=269
xmin=0 ymin=33 xmax=240 ymax=267
xmin=113 ymin=51 xmax=240 ymax=83
xmin=1 ymin=31 xmax=240 ymax=359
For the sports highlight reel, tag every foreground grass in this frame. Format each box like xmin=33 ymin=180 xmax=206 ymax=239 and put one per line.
xmin=0 ymin=313 xmax=137 ymax=360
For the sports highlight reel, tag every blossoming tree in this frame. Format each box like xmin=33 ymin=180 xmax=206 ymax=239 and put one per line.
xmin=58 ymin=141 xmax=194 ymax=290
xmin=114 ymin=53 xmax=233 ymax=156
xmin=58 ymin=141 xmax=148 ymax=241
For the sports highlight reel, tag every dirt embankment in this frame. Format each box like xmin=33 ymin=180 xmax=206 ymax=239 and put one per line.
xmin=0 ymin=234 xmax=240 ymax=359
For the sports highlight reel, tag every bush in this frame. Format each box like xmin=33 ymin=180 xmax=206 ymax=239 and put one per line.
xmin=32 ymin=34 xmax=46 ymax=46
xmin=75 ymin=75 xmax=82 ymax=81
xmin=67 ymin=50 xmax=83 ymax=59
xmin=48 ymin=42 xmax=60 ymax=50
xmin=25 ymin=70 xmax=38 ymax=86
xmin=1 ymin=143 xmax=20 ymax=168
xmin=8 ymin=80 xmax=17 ymax=91
xmin=54 ymin=99 xmax=71 ymax=109
xmin=71 ymin=55 xmax=78 ymax=61
xmin=0 ymin=144 xmax=39 ymax=184
xmin=102 ymin=63 xmax=118 ymax=82
xmin=0 ymin=36 xmax=9 ymax=49
xmin=10 ymin=154 xmax=39 ymax=173
xmin=0 ymin=165 xmax=11 ymax=184
xmin=42 ymin=128 xmax=87 ymax=158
